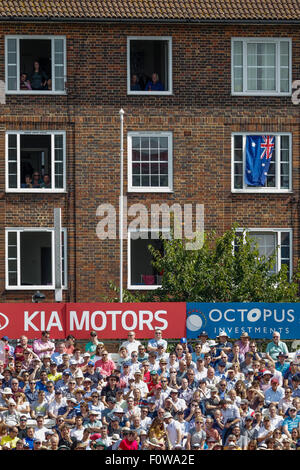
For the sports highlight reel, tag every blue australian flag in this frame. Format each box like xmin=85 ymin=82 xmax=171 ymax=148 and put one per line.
xmin=245 ymin=135 xmax=275 ymax=186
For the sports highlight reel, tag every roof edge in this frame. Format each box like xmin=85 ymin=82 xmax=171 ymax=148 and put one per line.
xmin=0 ymin=17 xmax=300 ymax=24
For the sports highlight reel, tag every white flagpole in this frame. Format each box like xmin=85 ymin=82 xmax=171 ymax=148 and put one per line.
xmin=119 ymin=109 xmax=124 ymax=303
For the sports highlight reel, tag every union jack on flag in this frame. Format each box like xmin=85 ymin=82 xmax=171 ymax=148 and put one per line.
xmin=260 ymin=135 xmax=275 ymax=160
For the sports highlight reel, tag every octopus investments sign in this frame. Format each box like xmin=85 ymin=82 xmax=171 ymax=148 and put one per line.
xmin=186 ymin=303 xmax=300 ymax=339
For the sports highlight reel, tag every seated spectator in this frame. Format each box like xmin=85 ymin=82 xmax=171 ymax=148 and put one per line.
xmin=130 ymin=74 xmax=141 ymax=91
xmin=31 ymin=171 xmax=41 ymax=188
xmin=145 ymin=72 xmax=164 ymax=91
xmin=41 ymin=174 xmax=51 ymax=188
xmin=20 ymin=72 xmax=32 ymax=90
xmin=266 ymin=331 xmax=289 ymax=361
xmin=21 ymin=174 xmax=33 ymax=188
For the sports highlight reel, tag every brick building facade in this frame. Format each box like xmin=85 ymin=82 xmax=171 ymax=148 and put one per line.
xmin=0 ymin=2 xmax=299 ymax=302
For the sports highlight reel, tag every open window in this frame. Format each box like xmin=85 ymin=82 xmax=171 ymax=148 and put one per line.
xmin=6 ymin=228 xmax=67 ymax=290
xmin=128 ymin=229 xmax=169 ymax=289
xmin=6 ymin=131 xmax=66 ymax=192
xmin=127 ymin=37 xmax=172 ymax=95
xmin=6 ymin=36 xmax=66 ymax=94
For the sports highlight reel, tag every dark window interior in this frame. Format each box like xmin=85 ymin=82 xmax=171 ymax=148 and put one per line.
xmin=20 ymin=232 xmax=52 ymax=286
xmin=130 ymin=235 xmax=164 ymax=286
xmin=20 ymin=39 xmax=52 ymax=90
xmin=130 ymin=40 xmax=169 ymax=91
xmin=20 ymin=134 xmax=51 ymax=187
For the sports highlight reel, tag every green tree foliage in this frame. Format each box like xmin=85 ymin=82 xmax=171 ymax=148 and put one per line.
xmin=106 ymin=226 xmax=300 ymax=303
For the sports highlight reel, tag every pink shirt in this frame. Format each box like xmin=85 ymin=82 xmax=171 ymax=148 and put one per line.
xmin=119 ymin=439 xmax=138 ymax=450
xmin=33 ymin=338 xmax=55 ymax=359
xmin=94 ymin=358 xmax=116 ymax=377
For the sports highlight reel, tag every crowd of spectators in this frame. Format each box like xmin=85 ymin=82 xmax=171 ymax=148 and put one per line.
xmin=0 ymin=329 xmax=299 ymax=451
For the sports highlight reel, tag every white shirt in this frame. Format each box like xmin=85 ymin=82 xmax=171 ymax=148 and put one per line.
xmin=195 ymin=368 xmax=208 ymax=381
xmin=120 ymin=340 xmax=141 ymax=356
xmin=166 ymin=419 xmax=182 ymax=447
xmin=132 ymin=381 xmax=149 ymax=398
xmin=70 ymin=427 xmax=84 ymax=441
xmin=47 ymin=398 xmax=67 ymax=417
xmin=34 ymin=426 xmax=48 ymax=442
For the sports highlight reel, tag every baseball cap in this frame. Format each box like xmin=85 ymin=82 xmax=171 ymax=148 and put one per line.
xmin=180 ymin=338 xmax=187 ymax=344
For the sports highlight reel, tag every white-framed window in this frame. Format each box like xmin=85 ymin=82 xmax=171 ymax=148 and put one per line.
xmin=128 ymin=228 xmax=169 ymax=290
xmin=232 ymin=133 xmax=292 ymax=192
xmin=235 ymin=228 xmax=292 ymax=278
xmin=127 ymin=132 xmax=173 ymax=192
xmin=127 ymin=36 xmax=172 ymax=95
xmin=5 ymin=228 xmax=67 ymax=290
xmin=5 ymin=35 xmax=66 ymax=94
xmin=6 ymin=131 xmax=66 ymax=192
xmin=231 ymin=38 xmax=291 ymax=96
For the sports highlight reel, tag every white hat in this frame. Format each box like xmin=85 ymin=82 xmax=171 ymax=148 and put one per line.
xmin=2 ymin=387 xmax=13 ymax=395
xmin=74 ymin=370 xmax=84 ymax=379
xmin=217 ymin=331 xmax=229 ymax=337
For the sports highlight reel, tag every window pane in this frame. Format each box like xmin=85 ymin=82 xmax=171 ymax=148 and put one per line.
xmin=247 ymin=42 xmax=276 ymax=91
xmin=8 ymin=134 xmax=18 ymax=188
xmin=251 ymin=232 xmax=277 ymax=272
xmin=233 ymin=41 xmax=243 ymax=92
xmin=131 ymin=135 xmax=170 ymax=188
xmin=6 ymin=39 xmax=17 ymax=91
xmin=7 ymin=232 xmax=18 ymax=286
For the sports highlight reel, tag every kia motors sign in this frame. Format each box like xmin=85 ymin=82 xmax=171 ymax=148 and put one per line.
xmin=66 ymin=303 xmax=186 ymax=339
xmin=0 ymin=302 xmax=186 ymax=339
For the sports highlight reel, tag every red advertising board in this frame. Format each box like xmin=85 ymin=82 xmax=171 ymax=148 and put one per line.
xmin=66 ymin=303 xmax=186 ymax=339
xmin=0 ymin=302 xmax=186 ymax=340
xmin=0 ymin=303 xmax=66 ymax=340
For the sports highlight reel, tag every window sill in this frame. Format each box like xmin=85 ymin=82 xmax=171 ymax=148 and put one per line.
xmin=6 ymin=91 xmax=67 ymax=96
xmin=6 ymin=189 xmax=67 ymax=194
xmin=231 ymin=92 xmax=291 ymax=97
xmin=128 ymin=285 xmax=161 ymax=290
xmin=231 ymin=189 xmax=293 ymax=194
xmin=127 ymin=188 xmax=173 ymax=194
xmin=127 ymin=91 xmax=173 ymax=96
xmin=5 ymin=286 xmax=67 ymax=291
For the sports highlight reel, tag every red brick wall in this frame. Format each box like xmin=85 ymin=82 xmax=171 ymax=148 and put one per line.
xmin=0 ymin=22 xmax=299 ymax=302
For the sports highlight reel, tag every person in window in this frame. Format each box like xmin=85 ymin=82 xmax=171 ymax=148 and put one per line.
xmin=30 ymin=60 xmax=48 ymax=90
xmin=145 ymin=72 xmax=164 ymax=91
xmin=131 ymin=74 xmax=141 ymax=91
xmin=20 ymin=73 xmax=32 ymax=90
xmin=32 ymin=171 xmax=42 ymax=188
xmin=41 ymin=174 xmax=51 ymax=189
xmin=21 ymin=174 xmax=33 ymax=189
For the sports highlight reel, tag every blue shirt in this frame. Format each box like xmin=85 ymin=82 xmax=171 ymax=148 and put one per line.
xmin=145 ymin=80 xmax=164 ymax=91
xmin=275 ymin=361 xmax=290 ymax=375
xmin=282 ymin=415 xmax=300 ymax=432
